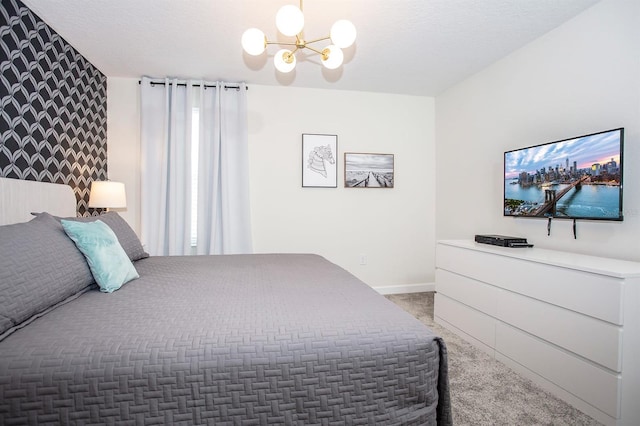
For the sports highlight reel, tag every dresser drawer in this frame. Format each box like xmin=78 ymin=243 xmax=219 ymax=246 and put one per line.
xmin=435 ymin=269 xmax=498 ymax=316
xmin=434 ymin=293 xmax=496 ymax=349
xmin=437 ymin=243 xmax=623 ymax=325
xmin=495 ymin=290 xmax=623 ymax=372
xmin=496 ymin=323 xmax=621 ymax=418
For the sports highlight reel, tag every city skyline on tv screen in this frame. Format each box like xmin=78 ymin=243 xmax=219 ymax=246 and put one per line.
xmin=505 ymin=130 xmax=622 ymax=180
xmin=504 ymin=128 xmax=623 ymax=220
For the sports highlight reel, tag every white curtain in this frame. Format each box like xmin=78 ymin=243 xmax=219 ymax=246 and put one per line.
xmin=140 ymin=77 xmax=252 ymax=256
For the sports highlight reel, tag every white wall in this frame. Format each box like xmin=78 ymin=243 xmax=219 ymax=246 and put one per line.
xmin=106 ymin=77 xmax=140 ymax=232
xmin=248 ymin=86 xmax=435 ymax=289
xmin=107 ymin=81 xmax=436 ymax=289
xmin=435 ymin=0 xmax=640 ymax=261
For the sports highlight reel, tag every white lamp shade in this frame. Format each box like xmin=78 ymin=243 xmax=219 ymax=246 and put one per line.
xmin=321 ymin=45 xmax=344 ymax=69
xmin=89 ymin=181 xmax=127 ymax=208
xmin=274 ymin=49 xmax=296 ymax=73
xmin=330 ymin=20 xmax=356 ymax=48
xmin=276 ymin=5 xmax=304 ymax=36
xmin=241 ymin=28 xmax=266 ymax=55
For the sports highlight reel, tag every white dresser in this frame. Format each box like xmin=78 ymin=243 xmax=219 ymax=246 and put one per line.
xmin=434 ymin=240 xmax=640 ymax=426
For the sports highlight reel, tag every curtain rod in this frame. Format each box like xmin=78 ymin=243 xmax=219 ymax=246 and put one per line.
xmin=138 ymin=80 xmax=248 ymax=90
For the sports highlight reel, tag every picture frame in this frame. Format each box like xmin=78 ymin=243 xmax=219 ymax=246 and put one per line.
xmin=344 ymin=153 xmax=394 ymax=188
xmin=302 ymin=134 xmax=338 ymax=188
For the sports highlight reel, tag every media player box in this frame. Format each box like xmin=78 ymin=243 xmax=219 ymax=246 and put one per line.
xmin=474 ymin=234 xmax=531 ymax=247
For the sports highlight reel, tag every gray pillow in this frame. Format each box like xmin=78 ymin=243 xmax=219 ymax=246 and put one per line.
xmin=0 ymin=213 xmax=95 ymax=335
xmin=36 ymin=212 xmax=149 ymax=262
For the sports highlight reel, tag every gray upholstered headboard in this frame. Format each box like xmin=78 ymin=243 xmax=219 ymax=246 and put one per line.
xmin=0 ymin=178 xmax=77 ymax=225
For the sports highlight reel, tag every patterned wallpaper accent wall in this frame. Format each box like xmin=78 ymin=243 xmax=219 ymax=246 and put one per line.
xmin=0 ymin=0 xmax=107 ymax=216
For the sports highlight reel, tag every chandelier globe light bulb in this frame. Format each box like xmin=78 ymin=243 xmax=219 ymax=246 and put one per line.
xmin=276 ymin=5 xmax=304 ymax=36
xmin=321 ymin=45 xmax=343 ymax=69
xmin=241 ymin=28 xmax=266 ymax=55
xmin=274 ymin=49 xmax=296 ymax=73
xmin=330 ymin=20 xmax=356 ymax=48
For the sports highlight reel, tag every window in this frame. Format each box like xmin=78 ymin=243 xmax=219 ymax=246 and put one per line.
xmin=190 ymin=107 xmax=199 ymax=247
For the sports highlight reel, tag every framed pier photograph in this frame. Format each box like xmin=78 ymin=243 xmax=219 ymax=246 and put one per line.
xmin=344 ymin=153 xmax=394 ymax=188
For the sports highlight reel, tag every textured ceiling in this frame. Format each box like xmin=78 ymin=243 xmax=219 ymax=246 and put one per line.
xmin=21 ymin=0 xmax=600 ymax=96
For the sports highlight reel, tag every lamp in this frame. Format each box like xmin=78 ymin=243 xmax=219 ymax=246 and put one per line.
xmin=241 ymin=0 xmax=356 ymax=73
xmin=89 ymin=181 xmax=127 ymax=212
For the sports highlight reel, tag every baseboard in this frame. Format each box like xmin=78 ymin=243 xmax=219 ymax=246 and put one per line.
xmin=373 ymin=282 xmax=435 ymax=295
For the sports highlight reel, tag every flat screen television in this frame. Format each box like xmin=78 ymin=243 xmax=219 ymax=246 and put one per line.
xmin=504 ymin=128 xmax=624 ymax=221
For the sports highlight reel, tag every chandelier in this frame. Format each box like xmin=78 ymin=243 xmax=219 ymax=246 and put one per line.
xmin=241 ymin=1 xmax=356 ymax=73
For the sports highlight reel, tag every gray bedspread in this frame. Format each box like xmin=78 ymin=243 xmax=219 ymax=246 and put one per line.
xmin=0 ymin=254 xmax=450 ymax=425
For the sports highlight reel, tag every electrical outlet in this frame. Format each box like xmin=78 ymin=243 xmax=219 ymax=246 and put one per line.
xmin=359 ymin=254 xmax=367 ymax=265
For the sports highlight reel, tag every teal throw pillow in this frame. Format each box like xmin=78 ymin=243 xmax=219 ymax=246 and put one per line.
xmin=61 ymin=219 xmax=139 ymax=293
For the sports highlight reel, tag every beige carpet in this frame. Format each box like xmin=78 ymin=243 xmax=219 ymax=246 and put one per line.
xmin=385 ymin=292 xmax=602 ymax=426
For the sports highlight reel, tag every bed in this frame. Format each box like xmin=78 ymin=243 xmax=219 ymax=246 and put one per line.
xmin=0 ymin=177 xmax=451 ymax=425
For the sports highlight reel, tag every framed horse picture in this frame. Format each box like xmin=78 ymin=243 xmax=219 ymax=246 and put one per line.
xmin=302 ymin=134 xmax=338 ymax=188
